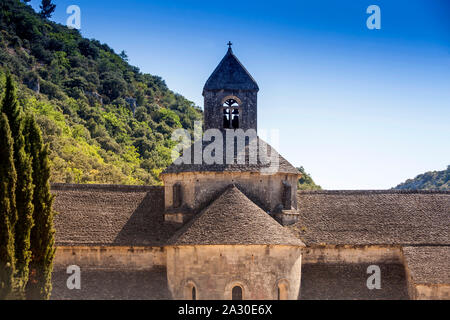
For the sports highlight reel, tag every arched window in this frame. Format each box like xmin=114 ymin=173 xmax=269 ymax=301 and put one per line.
xmin=223 ymin=98 xmax=239 ymax=129
xmin=173 ymin=183 xmax=182 ymax=208
xmin=184 ymin=282 xmax=197 ymax=300
xmin=277 ymin=280 xmax=289 ymax=300
xmin=232 ymin=286 xmax=243 ymax=300
xmin=192 ymin=286 xmax=197 ymax=300
xmin=281 ymin=181 xmax=292 ymax=210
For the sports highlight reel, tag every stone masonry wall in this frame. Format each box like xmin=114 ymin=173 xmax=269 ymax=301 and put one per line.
xmin=163 ymin=171 xmax=298 ymax=214
xmin=53 ymin=246 xmax=166 ymax=270
xmin=411 ymin=284 xmax=450 ymax=300
xmin=303 ymin=245 xmax=403 ymax=264
xmin=203 ymin=90 xmax=257 ymax=131
xmin=166 ymin=245 xmax=302 ymax=300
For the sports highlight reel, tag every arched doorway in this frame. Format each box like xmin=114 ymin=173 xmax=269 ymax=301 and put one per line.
xmin=232 ymin=285 xmax=243 ymax=300
xmin=184 ymin=281 xmax=197 ymax=300
xmin=276 ymin=280 xmax=289 ymax=300
xmin=192 ymin=286 xmax=197 ymax=300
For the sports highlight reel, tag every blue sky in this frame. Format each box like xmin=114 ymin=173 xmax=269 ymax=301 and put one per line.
xmin=29 ymin=0 xmax=449 ymax=189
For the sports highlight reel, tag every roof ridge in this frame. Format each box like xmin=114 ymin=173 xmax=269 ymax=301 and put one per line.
xmin=162 ymin=136 xmax=300 ymax=175
xmin=298 ymin=190 xmax=450 ymax=195
xmin=51 ymin=183 xmax=161 ymax=192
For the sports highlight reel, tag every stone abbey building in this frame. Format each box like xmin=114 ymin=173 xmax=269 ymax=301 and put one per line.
xmin=50 ymin=46 xmax=449 ymax=300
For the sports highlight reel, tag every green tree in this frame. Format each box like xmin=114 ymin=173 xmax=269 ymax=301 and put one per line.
xmin=297 ymin=166 xmax=322 ymax=190
xmin=39 ymin=0 xmax=56 ymax=19
xmin=394 ymin=165 xmax=450 ymax=191
xmin=119 ymin=50 xmax=129 ymax=62
xmin=100 ymin=72 xmax=127 ymax=100
xmin=0 ymin=1 xmax=203 ymax=186
xmin=1 ymin=73 xmax=34 ymax=297
xmin=0 ymin=113 xmax=17 ymax=300
xmin=24 ymin=115 xmax=56 ymax=300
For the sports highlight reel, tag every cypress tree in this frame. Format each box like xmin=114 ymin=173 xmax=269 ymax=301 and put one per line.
xmin=0 ymin=113 xmax=17 ymax=299
xmin=24 ymin=115 xmax=56 ymax=300
xmin=1 ymin=73 xmax=34 ymax=297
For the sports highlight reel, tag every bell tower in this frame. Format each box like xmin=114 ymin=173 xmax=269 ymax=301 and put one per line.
xmin=162 ymin=43 xmax=301 ymax=227
xmin=203 ymin=42 xmax=259 ymax=132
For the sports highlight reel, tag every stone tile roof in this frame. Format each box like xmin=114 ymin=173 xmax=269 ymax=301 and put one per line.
xmin=203 ymin=48 xmax=259 ymax=91
xmin=402 ymin=246 xmax=450 ymax=284
xmin=289 ymin=190 xmax=450 ymax=246
xmin=51 ymin=184 xmax=177 ymax=246
xmin=168 ymin=185 xmax=305 ymax=246
xmin=51 ymin=267 xmax=170 ymax=300
xmin=162 ymin=137 xmax=300 ymax=175
xmin=52 ymin=185 xmax=449 ymax=248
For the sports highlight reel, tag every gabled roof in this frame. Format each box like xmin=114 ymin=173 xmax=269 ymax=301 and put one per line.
xmin=51 ymin=185 xmax=449 ymax=248
xmin=402 ymin=246 xmax=450 ymax=285
xmin=162 ymin=137 xmax=300 ymax=175
xmin=51 ymin=184 xmax=177 ymax=246
xmin=167 ymin=185 xmax=305 ymax=246
xmin=203 ymin=47 xmax=259 ymax=92
xmin=290 ymin=190 xmax=450 ymax=246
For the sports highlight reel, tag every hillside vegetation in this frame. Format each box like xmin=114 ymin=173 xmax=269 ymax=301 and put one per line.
xmin=0 ymin=0 xmax=202 ymax=185
xmin=394 ymin=166 xmax=449 ymax=191
xmin=297 ymin=166 xmax=322 ymax=190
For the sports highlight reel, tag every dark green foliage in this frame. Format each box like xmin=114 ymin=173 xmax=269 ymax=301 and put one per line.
xmin=0 ymin=75 xmax=56 ymax=300
xmin=24 ymin=115 xmax=55 ymax=300
xmin=119 ymin=50 xmax=128 ymax=62
xmin=78 ymin=39 xmax=100 ymax=59
xmin=1 ymin=73 xmax=34 ymax=297
xmin=0 ymin=113 xmax=17 ymax=299
xmin=394 ymin=166 xmax=450 ymax=191
xmin=297 ymin=166 xmax=322 ymax=190
xmin=100 ymin=72 xmax=127 ymax=100
xmin=1 ymin=73 xmax=21 ymax=137
xmin=39 ymin=0 xmax=56 ymax=19
xmin=0 ymin=0 xmax=202 ymax=185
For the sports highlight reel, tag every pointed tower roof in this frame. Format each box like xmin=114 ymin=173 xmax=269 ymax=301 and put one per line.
xmin=203 ymin=44 xmax=259 ymax=92
xmin=167 ymin=185 xmax=305 ymax=246
xmin=162 ymin=137 xmax=300 ymax=175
